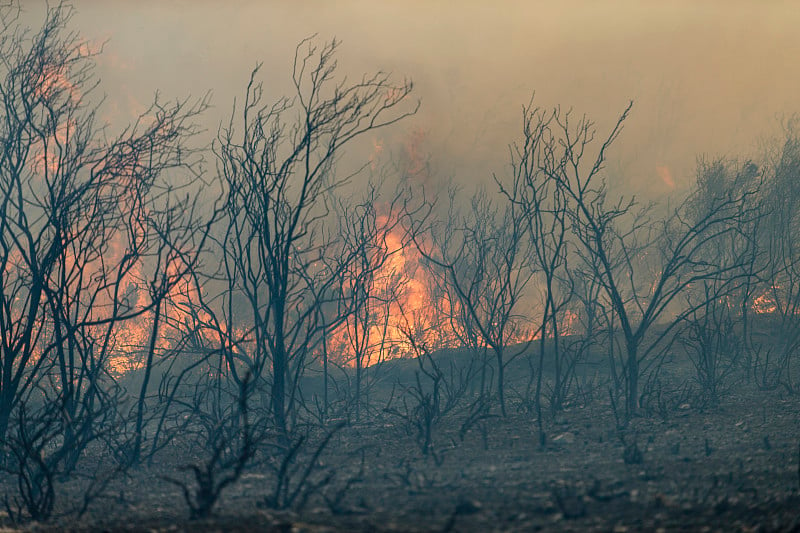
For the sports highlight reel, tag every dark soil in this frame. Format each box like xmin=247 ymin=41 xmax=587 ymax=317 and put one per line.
xmin=5 ymin=359 xmax=800 ymax=532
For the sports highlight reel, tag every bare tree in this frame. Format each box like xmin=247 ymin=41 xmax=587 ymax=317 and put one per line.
xmin=749 ymin=119 xmax=800 ymax=391
xmin=163 ymin=373 xmax=256 ymax=520
xmin=330 ymin=182 xmax=423 ymax=421
xmin=212 ymin=38 xmax=417 ymax=435
xmin=535 ymin=103 xmax=761 ymax=418
xmin=0 ymin=2 xmax=210 ymax=456
xmin=498 ymin=101 xmax=575 ymax=442
xmin=0 ymin=4 xmax=219 ymax=523
xmin=385 ymin=300 xmax=479 ymax=458
xmin=416 ymin=187 xmax=536 ymax=416
xmin=679 ymin=157 xmax=763 ymax=404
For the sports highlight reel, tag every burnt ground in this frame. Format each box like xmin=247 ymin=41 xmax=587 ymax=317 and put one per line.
xmin=4 ymin=354 xmax=800 ymax=532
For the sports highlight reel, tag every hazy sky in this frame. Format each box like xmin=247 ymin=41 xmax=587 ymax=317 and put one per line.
xmin=27 ymin=1 xmax=800 ymax=196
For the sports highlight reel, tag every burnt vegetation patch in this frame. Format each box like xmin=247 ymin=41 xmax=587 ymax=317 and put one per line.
xmin=0 ymin=3 xmax=799 ymax=531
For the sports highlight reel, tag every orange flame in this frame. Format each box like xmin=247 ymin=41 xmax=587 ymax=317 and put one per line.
xmin=656 ymin=165 xmax=675 ymax=189
xmin=752 ymin=289 xmax=778 ymax=315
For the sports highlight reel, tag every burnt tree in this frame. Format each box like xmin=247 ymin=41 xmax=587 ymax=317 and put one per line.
xmin=213 ymin=38 xmax=417 ymax=434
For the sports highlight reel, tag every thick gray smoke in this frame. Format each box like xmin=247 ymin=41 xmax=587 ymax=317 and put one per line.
xmin=41 ymin=2 xmax=800 ymax=195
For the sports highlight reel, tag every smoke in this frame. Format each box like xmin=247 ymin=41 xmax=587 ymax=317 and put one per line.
xmin=43 ymin=1 xmax=800 ymax=197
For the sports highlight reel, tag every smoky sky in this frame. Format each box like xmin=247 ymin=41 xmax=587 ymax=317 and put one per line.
xmin=26 ymin=1 xmax=800 ymax=197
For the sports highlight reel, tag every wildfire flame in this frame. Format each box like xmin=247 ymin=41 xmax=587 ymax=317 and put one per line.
xmin=752 ymin=289 xmax=778 ymax=315
xmin=656 ymin=165 xmax=675 ymax=189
